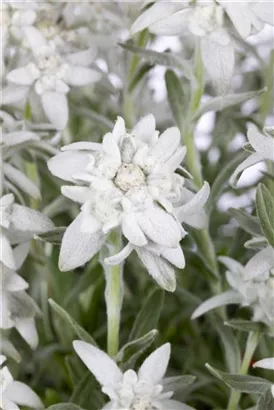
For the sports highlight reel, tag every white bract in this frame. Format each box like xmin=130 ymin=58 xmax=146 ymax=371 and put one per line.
xmin=0 ymin=193 xmax=54 ymax=269
xmin=48 ymin=115 xmax=209 ymax=291
xmin=0 ymin=356 xmax=43 ymax=409
xmin=130 ymin=0 xmax=273 ymax=93
xmin=192 ymin=255 xmax=274 ymax=327
xmin=231 ymin=126 xmax=274 ymax=186
xmin=73 ymin=341 xmax=195 ymax=410
xmin=6 ymin=27 xmax=101 ymax=130
xmin=253 ymin=357 xmax=274 ymax=398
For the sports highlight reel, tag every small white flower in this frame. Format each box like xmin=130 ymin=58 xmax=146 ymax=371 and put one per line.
xmin=130 ymin=0 xmax=273 ymax=93
xmin=73 ymin=341 xmax=195 ymax=410
xmin=6 ymin=27 xmax=101 ymax=130
xmin=48 ymin=115 xmax=209 ymax=291
xmin=0 ymin=357 xmax=44 ymax=409
xmin=231 ymin=126 xmax=274 ymax=186
xmin=0 ymin=193 xmax=54 ymax=269
xmin=192 ymin=255 xmax=274 ymax=327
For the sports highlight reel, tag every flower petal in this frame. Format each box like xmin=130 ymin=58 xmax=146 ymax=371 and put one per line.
xmin=66 ymin=48 xmax=97 ymax=67
xmin=1 ymin=85 xmax=29 ymax=105
xmin=5 ymin=381 xmax=44 ymax=409
xmin=161 ymin=246 xmax=185 ymax=269
xmin=24 ymin=27 xmax=46 ymax=54
xmin=2 ymin=131 xmax=39 ymax=146
xmin=201 ymin=37 xmax=235 ymax=95
xmin=177 ymin=182 xmax=210 ymax=226
xmin=65 ymin=66 xmax=101 ymax=86
xmin=165 ymin=146 xmax=187 ymax=172
xmin=122 ymin=213 xmax=148 ymax=246
xmin=73 ymin=341 xmax=123 ymax=387
xmin=150 ymin=9 xmax=191 ymax=36
xmin=112 ymin=116 xmax=126 ymax=144
xmin=151 ymin=127 xmax=181 ymax=162
xmin=61 ymin=186 xmax=92 ymax=204
xmin=159 ymin=400 xmax=196 ymax=410
xmin=132 ymin=114 xmax=156 ymax=144
xmin=136 ymin=207 xmax=182 ymax=248
xmin=218 ymin=256 xmax=244 ymax=275
xmin=191 ymin=290 xmax=242 ymax=319
xmin=136 ymin=248 xmax=176 ymax=292
xmin=16 ymin=318 xmax=38 ymax=349
xmin=11 ymin=204 xmax=54 ymax=234
xmin=41 ymin=91 xmax=68 ymax=130
xmin=102 ymin=132 xmax=121 ymax=162
xmin=7 ymin=64 xmax=38 ymax=86
xmin=104 ymin=243 xmax=134 ymax=266
xmin=138 ymin=343 xmax=170 ymax=383
xmin=230 ymin=152 xmax=263 ymax=186
xmin=59 ymin=212 xmax=105 ymax=271
xmin=48 ymin=151 xmax=90 ymax=182
xmin=61 ymin=142 xmax=102 ymax=151
xmin=0 ymin=231 xmax=15 ymax=269
xmin=3 ymin=163 xmax=41 ymax=200
xmin=253 ymin=358 xmax=274 ymax=370
xmin=244 ymin=247 xmax=274 ymax=280
xmin=130 ymin=2 xmax=186 ymax=35
xmin=247 ymin=126 xmax=274 ymax=161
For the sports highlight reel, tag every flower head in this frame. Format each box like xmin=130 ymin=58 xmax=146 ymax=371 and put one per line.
xmin=73 ymin=341 xmax=195 ymax=410
xmin=48 ymin=115 xmax=209 ymax=291
xmin=130 ymin=0 xmax=273 ymax=93
xmin=6 ymin=27 xmax=101 ymax=130
xmin=0 ymin=356 xmax=43 ymax=409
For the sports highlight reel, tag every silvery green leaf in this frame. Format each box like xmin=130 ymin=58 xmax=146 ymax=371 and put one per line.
xmin=194 ymin=87 xmax=266 ymax=119
xmin=36 ymin=227 xmax=66 ymax=244
xmin=215 ymin=319 xmax=241 ymax=374
xmin=256 ymin=389 xmax=274 ymax=410
xmin=46 ymin=405 xmax=85 ymax=410
xmin=162 ymin=375 xmax=196 ymax=393
xmin=256 ymin=183 xmax=274 ymax=248
xmin=224 ymin=320 xmax=271 ymax=335
xmin=129 ymin=288 xmax=164 ymax=341
xmin=49 ymin=299 xmax=96 ymax=346
xmin=165 ymin=69 xmax=186 ymax=130
xmin=206 ymin=364 xmax=272 ymax=393
xmin=244 ymin=237 xmax=269 ymax=250
xmin=129 ymin=63 xmax=153 ymax=92
xmin=208 ymin=151 xmax=248 ymax=214
xmin=116 ymin=329 xmax=158 ymax=370
xmin=191 ymin=290 xmax=242 ymax=319
xmin=71 ymin=105 xmax=113 ymax=130
xmin=70 ymin=370 xmax=104 ymax=410
xmin=120 ymin=42 xmax=194 ymax=82
xmin=228 ymin=208 xmax=262 ymax=237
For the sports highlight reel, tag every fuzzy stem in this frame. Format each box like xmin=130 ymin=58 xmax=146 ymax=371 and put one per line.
xmin=227 ymin=332 xmax=260 ymax=410
xmin=105 ymin=233 xmax=124 ymax=357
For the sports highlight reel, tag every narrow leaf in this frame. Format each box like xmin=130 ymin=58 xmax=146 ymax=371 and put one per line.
xmin=46 ymin=405 xmax=84 ymax=410
xmin=165 ymin=69 xmax=186 ymax=129
xmin=36 ymin=227 xmax=66 ymax=244
xmin=228 ymin=208 xmax=262 ymax=237
xmin=129 ymin=288 xmax=164 ymax=341
xmin=225 ymin=320 xmax=271 ymax=335
xmin=216 ymin=319 xmax=241 ymax=374
xmin=206 ymin=364 xmax=271 ymax=394
xmin=256 ymin=388 xmax=274 ymax=410
xmin=256 ymin=183 xmax=274 ymax=248
xmin=49 ymin=299 xmax=96 ymax=345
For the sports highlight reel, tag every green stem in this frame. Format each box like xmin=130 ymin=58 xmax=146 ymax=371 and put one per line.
xmin=105 ymin=233 xmax=124 ymax=357
xmin=227 ymin=332 xmax=260 ymax=410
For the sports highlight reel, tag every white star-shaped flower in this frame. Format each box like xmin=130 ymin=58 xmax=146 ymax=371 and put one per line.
xmin=6 ymin=27 xmax=101 ymax=130
xmin=0 ymin=356 xmax=44 ymax=409
xmin=73 ymin=341 xmax=195 ymax=410
xmin=48 ymin=115 xmax=209 ymax=291
xmin=130 ymin=0 xmax=273 ymax=93
xmin=253 ymin=357 xmax=274 ymax=398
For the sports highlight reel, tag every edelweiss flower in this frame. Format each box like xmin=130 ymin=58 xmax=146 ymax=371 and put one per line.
xmin=6 ymin=27 xmax=101 ymax=130
xmin=73 ymin=341 xmax=195 ymax=410
xmin=192 ymin=255 xmax=274 ymax=327
xmin=253 ymin=358 xmax=274 ymax=398
xmin=130 ymin=0 xmax=273 ymax=93
xmin=0 ymin=193 xmax=54 ymax=269
xmin=48 ymin=115 xmax=209 ymax=291
xmin=231 ymin=126 xmax=274 ymax=186
xmin=0 ymin=258 xmax=39 ymax=349
xmin=0 ymin=355 xmax=43 ymax=409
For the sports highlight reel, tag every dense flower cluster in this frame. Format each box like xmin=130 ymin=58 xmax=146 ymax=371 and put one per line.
xmin=48 ymin=115 xmax=209 ymax=291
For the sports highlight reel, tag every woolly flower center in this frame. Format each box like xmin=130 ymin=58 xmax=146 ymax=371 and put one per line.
xmin=130 ymin=397 xmax=157 ymax=410
xmin=114 ymin=164 xmax=145 ymax=192
xmin=36 ymin=48 xmax=63 ymax=73
xmin=191 ymin=4 xmax=224 ymax=34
